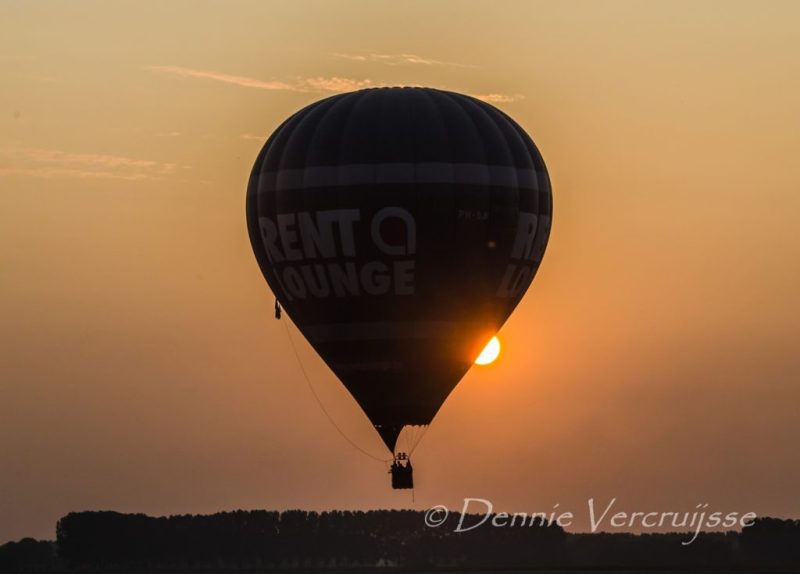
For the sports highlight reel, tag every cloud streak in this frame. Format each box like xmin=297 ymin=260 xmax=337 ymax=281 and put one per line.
xmin=333 ymin=52 xmax=476 ymax=68
xmin=144 ymin=65 xmax=302 ymax=91
xmin=0 ymin=166 xmax=151 ymax=181
xmin=145 ymin=65 xmax=523 ymax=104
xmin=0 ymin=145 xmax=179 ymax=181
xmin=471 ymin=93 xmax=525 ymax=104
xmin=145 ymin=65 xmax=380 ymax=94
xmin=302 ymin=76 xmax=376 ymax=92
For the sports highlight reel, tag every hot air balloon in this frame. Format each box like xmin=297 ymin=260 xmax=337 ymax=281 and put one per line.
xmin=246 ymin=87 xmax=551 ymax=489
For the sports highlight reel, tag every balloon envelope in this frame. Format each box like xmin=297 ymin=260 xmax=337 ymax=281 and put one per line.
xmin=247 ymin=87 xmax=551 ymax=452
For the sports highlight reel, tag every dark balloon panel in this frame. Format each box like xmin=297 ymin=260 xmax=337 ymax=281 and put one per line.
xmin=247 ymin=87 xmax=552 ymax=452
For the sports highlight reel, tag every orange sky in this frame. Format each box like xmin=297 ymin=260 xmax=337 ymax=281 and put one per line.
xmin=1 ymin=1 xmax=799 ymax=542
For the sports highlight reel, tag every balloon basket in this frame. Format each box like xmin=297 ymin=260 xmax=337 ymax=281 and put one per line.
xmin=390 ymin=453 xmax=413 ymax=490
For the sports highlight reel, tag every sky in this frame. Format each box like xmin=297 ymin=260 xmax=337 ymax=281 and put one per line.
xmin=1 ymin=0 xmax=799 ymax=543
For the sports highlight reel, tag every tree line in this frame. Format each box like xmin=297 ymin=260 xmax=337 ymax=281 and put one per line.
xmin=0 ymin=511 xmax=797 ymax=571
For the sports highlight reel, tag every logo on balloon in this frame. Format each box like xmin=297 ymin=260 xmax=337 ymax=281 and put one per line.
xmin=257 ymin=207 xmax=416 ymax=301
xmin=496 ymin=212 xmax=550 ymax=299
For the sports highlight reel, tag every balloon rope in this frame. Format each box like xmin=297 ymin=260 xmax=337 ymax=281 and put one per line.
xmin=409 ymin=425 xmax=429 ymax=456
xmin=282 ymin=320 xmax=392 ymax=464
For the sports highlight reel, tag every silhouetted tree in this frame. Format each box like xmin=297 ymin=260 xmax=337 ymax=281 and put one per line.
xmin=47 ymin=509 xmax=800 ymax=571
xmin=0 ymin=538 xmax=59 ymax=572
xmin=740 ymin=517 xmax=800 ymax=568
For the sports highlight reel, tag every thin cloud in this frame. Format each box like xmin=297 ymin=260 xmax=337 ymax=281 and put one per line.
xmin=0 ymin=145 xmax=179 ymax=181
xmin=144 ymin=65 xmax=302 ymax=91
xmin=333 ymin=52 xmax=476 ymax=68
xmin=144 ymin=64 xmax=521 ymax=104
xmin=0 ymin=167 xmax=150 ymax=181
xmin=333 ymin=53 xmax=368 ymax=62
xmin=471 ymin=93 xmax=525 ymax=104
xmin=9 ymin=147 xmax=159 ymax=169
xmin=240 ymin=134 xmax=265 ymax=141
xmin=303 ymin=76 xmax=376 ymax=92
xmin=145 ymin=65 xmax=380 ymax=94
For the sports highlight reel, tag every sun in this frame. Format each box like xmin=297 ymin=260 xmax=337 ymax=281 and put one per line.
xmin=475 ymin=336 xmax=501 ymax=365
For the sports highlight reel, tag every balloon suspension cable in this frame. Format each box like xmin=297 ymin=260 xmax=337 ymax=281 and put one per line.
xmin=282 ymin=319 xmax=392 ymax=464
xmin=402 ymin=424 xmax=430 ymax=457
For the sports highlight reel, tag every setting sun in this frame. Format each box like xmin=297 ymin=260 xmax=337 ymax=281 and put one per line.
xmin=475 ymin=336 xmax=501 ymax=365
